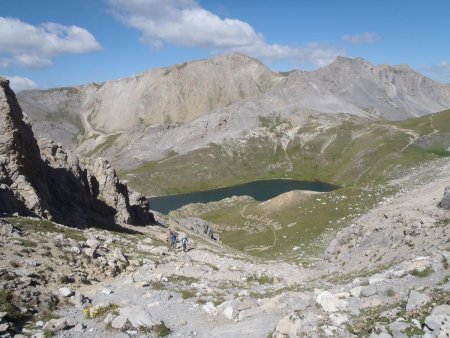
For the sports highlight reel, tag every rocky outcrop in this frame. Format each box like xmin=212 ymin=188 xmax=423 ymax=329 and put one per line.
xmin=0 ymin=77 xmax=153 ymax=227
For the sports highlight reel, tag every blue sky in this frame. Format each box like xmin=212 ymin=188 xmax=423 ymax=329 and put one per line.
xmin=1 ymin=0 xmax=449 ymax=91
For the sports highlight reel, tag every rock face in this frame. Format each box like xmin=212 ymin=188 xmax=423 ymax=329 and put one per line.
xmin=0 ymin=77 xmax=153 ymax=226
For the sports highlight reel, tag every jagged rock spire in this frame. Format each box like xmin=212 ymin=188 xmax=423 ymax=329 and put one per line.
xmin=0 ymin=77 xmax=154 ymax=227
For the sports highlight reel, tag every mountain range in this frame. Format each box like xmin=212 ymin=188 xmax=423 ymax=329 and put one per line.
xmin=16 ymin=53 xmax=450 ymax=195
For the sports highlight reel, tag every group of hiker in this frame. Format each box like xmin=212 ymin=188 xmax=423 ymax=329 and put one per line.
xmin=167 ymin=230 xmax=189 ymax=252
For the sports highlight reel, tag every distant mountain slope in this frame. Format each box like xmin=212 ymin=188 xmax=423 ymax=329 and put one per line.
xmin=18 ymin=53 xmax=279 ymax=139
xmin=16 ymin=53 xmax=450 ymax=171
xmin=286 ymin=56 xmax=450 ymax=119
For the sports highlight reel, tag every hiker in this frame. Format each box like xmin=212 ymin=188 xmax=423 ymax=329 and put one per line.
xmin=171 ymin=231 xmax=178 ymax=249
xmin=181 ymin=235 xmax=188 ymax=252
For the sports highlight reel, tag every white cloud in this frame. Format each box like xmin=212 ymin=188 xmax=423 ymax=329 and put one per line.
xmin=230 ymin=42 xmax=344 ymax=67
xmin=0 ymin=17 xmax=102 ymax=69
xmin=2 ymin=75 xmax=39 ymax=92
xmin=342 ymin=32 xmax=381 ymax=45
xmin=423 ymin=61 xmax=450 ymax=83
xmin=108 ymin=0 xmax=344 ymax=67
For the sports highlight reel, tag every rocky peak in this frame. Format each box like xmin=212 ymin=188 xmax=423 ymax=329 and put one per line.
xmin=0 ymin=77 xmax=153 ymax=227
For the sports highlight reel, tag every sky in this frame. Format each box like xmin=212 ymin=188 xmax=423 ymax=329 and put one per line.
xmin=1 ymin=0 xmax=449 ymax=92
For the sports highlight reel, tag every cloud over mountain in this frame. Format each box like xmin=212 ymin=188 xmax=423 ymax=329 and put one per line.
xmin=0 ymin=17 xmax=102 ymax=69
xmin=108 ymin=0 xmax=343 ymax=67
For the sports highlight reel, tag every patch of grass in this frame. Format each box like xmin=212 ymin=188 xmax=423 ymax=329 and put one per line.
xmin=153 ymin=321 xmax=170 ymax=337
xmin=181 ymin=290 xmax=196 ymax=299
xmin=167 ymin=275 xmax=199 ymax=284
xmin=411 ymin=267 xmax=434 ymax=278
xmin=402 ymin=326 xmax=425 ymax=337
xmin=83 ymin=304 xmax=119 ymax=319
xmin=150 ymin=281 xmax=166 ymax=290
xmin=18 ymin=238 xmax=37 ymax=248
xmin=6 ymin=217 xmax=85 ymax=241
xmin=247 ymin=274 xmax=274 ymax=285
xmin=385 ymin=288 xmax=396 ymax=297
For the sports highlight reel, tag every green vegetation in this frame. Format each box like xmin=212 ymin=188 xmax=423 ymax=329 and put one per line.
xmin=181 ymin=290 xmax=196 ymax=299
xmin=153 ymin=321 xmax=170 ymax=337
xmin=83 ymin=304 xmax=119 ymax=319
xmin=385 ymin=288 xmax=396 ymax=297
xmin=247 ymin=274 xmax=274 ymax=285
xmin=120 ymin=109 xmax=450 ymax=260
xmin=6 ymin=217 xmax=86 ymax=241
xmin=411 ymin=267 xmax=434 ymax=278
xmin=124 ymin=110 xmax=450 ymax=196
xmin=18 ymin=238 xmax=37 ymax=248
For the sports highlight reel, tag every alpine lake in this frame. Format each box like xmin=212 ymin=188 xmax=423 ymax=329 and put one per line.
xmin=148 ymin=179 xmax=339 ymax=214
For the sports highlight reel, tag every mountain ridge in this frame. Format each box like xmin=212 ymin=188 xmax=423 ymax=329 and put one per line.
xmin=15 ymin=53 xmax=450 ymax=172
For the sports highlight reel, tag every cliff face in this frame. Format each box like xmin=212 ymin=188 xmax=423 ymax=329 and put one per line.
xmin=0 ymin=77 xmax=153 ymax=227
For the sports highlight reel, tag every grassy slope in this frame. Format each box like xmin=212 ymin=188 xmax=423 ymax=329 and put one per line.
xmin=123 ymin=110 xmax=450 ymax=261
xmin=123 ymin=110 xmax=450 ymax=196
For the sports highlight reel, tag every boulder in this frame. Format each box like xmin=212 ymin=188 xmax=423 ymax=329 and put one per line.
xmin=424 ymin=304 xmax=450 ymax=336
xmin=111 ymin=306 xmax=157 ymax=330
xmin=217 ymin=300 xmax=240 ymax=320
xmin=238 ymin=298 xmax=258 ymax=311
xmin=0 ymin=220 xmax=20 ymax=237
xmin=274 ymin=314 xmax=302 ymax=337
xmin=406 ymin=290 xmax=431 ymax=313
xmin=316 ymin=291 xmax=348 ymax=313
xmin=59 ymin=287 xmax=74 ymax=297
xmin=202 ymin=302 xmax=217 ymax=315
xmin=330 ymin=313 xmax=349 ymax=326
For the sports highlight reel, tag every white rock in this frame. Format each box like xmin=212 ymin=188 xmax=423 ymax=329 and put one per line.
xmin=101 ymin=289 xmax=112 ymax=295
xmin=202 ymin=302 xmax=217 ymax=316
xmin=86 ymin=238 xmax=100 ymax=249
xmin=406 ymin=290 xmax=431 ymax=313
xmin=275 ymin=315 xmax=294 ymax=335
xmin=103 ymin=313 xmax=115 ymax=325
xmin=368 ymin=333 xmax=392 ymax=338
xmin=368 ymin=277 xmax=385 ymax=285
xmin=316 ymin=291 xmax=348 ymax=313
xmin=111 ymin=306 xmax=157 ymax=329
xmin=223 ymin=306 xmax=239 ymax=320
xmin=59 ymin=287 xmax=74 ymax=297
xmin=330 ymin=313 xmax=349 ymax=326
xmin=392 ymin=270 xmax=406 ymax=278
xmin=0 ymin=324 xmax=9 ymax=332
xmin=350 ymin=286 xmax=362 ymax=298
xmin=424 ymin=304 xmax=450 ymax=335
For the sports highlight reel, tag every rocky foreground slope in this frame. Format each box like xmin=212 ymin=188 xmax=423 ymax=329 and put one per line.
xmin=0 ymin=156 xmax=449 ymax=337
xmin=0 ymin=77 xmax=153 ymax=227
